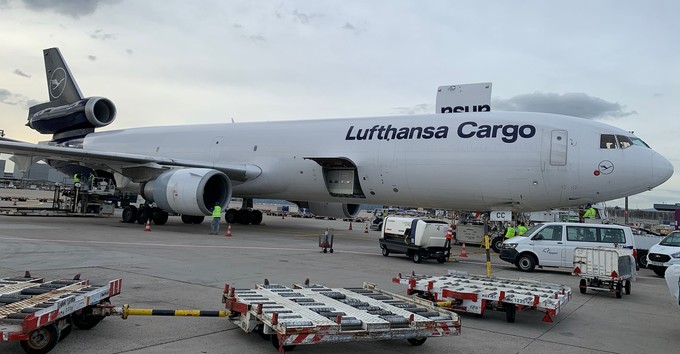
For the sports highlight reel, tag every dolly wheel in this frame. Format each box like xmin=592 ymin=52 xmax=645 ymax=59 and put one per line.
xmin=503 ymin=303 xmax=516 ymax=323
xmin=20 ymin=324 xmax=60 ymax=354
xmin=624 ymin=280 xmax=631 ymax=295
xmin=579 ymin=279 xmax=587 ymax=294
xmin=615 ymin=282 xmax=623 ymax=299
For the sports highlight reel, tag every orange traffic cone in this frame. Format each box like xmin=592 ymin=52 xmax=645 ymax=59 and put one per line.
xmin=225 ymin=224 xmax=232 ymax=237
xmin=364 ymin=224 xmax=369 ymax=234
xmin=460 ymin=242 xmax=468 ymax=257
xmin=349 ymin=222 xmax=353 ymax=231
xmin=144 ymin=219 xmax=152 ymax=232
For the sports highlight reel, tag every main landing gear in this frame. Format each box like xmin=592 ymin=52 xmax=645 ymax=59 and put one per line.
xmin=224 ymin=209 xmax=263 ymax=225
xmin=121 ymin=205 xmax=169 ymax=225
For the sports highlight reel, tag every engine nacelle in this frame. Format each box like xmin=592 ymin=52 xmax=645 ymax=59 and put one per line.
xmin=141 ymin=168 xmax=232 ymax=216
xmin=28 ymin=96 xmax=116 ymax=135
xmin=302 ymin=202 xmax=361 ymax=219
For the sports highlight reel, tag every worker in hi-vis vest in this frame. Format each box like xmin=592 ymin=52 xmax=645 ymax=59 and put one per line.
xmin=504 ymin=223 xmax=516 ymax=239
xmin=73 ymin=173 xmax=81 ymax=188
xmin=210 ymin=202 xmax=222 ymax=235
xmin=583 ymin=204 xmax=596 ymax=220
xmin=516 ymin=222 xmax=527 ymax=236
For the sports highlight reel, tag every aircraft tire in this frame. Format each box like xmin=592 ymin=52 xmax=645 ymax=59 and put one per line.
xmin=251 ymin=210 xmax=263 ymax=225
xmin=152 ymin=208 xmax=169 ymax=225
xmin=122 ymin=206 xmax=137 ymax=223
xmin=136 ymin=207 xmax=151 ymax=224
xmin=225 ymin=209 xmax=238 ymax=224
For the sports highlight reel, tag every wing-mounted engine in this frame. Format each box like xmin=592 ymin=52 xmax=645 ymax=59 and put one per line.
xmin=141 ymin=168 xmax=232 ymax=216
xmin=28 ymin=97 xmax=116 ymax=141
xmin=298 ymin=201 xmax=361 ymax=219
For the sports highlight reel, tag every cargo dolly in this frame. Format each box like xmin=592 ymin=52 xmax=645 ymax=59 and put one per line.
xmin=223 ymin=279 xmax=461 ymax=352
xmin=572 ymin=247 xmax=635 ymax=298
xmin=0 ymin=272 xmax=122 ymax=354
xmin=393 ymin=270 xmax=571 ymax=323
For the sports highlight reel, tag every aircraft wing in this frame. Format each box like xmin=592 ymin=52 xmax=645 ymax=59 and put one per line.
xmin=0 ymin=140 xmax=261 ymax=183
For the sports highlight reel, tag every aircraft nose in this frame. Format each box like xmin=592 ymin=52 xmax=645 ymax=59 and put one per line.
xmin=652 ymin=152 xmax=674 ymax=187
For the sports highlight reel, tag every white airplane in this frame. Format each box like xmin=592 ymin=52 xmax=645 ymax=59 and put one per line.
xmin=0 ymin=48 xmax=674 ymax=226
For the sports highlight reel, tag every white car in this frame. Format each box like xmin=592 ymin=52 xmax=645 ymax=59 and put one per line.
xmin=647 ymin=231 xmax=680 ymax=277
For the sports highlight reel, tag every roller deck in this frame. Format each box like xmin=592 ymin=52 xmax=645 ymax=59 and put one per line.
xmin=223 ymin=280 xmax=461 ymax=351
xmin=393 ymin=270 xmax=571 ymax=322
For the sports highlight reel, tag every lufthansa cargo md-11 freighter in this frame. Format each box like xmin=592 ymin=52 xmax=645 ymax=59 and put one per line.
xmin=0 ymin=48 xmax=673 ymax=225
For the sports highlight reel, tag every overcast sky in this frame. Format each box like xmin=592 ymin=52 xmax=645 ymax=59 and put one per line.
xmin=0 ymin=0 xmax=678 ymax=209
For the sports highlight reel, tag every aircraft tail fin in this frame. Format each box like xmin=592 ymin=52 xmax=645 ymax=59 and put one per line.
xmin=43 ymin=47 xmax=84 ymax=105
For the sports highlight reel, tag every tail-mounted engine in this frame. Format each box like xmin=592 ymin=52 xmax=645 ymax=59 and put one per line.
xmin=28 ymin=97 xmax=116 ymax=141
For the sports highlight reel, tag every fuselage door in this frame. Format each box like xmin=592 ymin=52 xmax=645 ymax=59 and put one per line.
xmin=550 ymin=130 xmax=568 ymax=166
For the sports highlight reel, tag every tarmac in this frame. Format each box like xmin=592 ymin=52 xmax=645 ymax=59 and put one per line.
xmin=0 ymin=210 xmax=678 ymax=354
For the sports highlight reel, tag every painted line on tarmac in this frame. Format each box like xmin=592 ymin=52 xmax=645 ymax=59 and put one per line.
xmin=0 ymin=236 xmax=378 ymax=255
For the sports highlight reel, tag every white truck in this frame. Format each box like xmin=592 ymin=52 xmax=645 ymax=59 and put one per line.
xmin=379 ymin=216 xmax=451 ymax=263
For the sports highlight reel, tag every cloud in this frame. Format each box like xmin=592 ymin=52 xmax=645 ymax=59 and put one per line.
xmin=392 ymin=103 xmax=434 ymax=115
xmin=292 ymin=9 xmax=322 ymax=24
xmin=90 ymin=29 xmax=116 ymax=41
xmin=493 ymin=92 xmax=637 ymax=119
xmin=341 ymin=21 xmax=365 ymax=35
xmin=88 ymin=55 xmax=96 ymax=61
xmin=0 ymin=88 xmax=40 ymax=109
xmin=246 ymin=33 xmax=266 ymax=42
xmin=125 ymin=49 xmax=133 ymax=55
xmin=21 ymin=0 xmax=117 ymax=18
xmin=13 ymin=69 xmax=30 ymax=78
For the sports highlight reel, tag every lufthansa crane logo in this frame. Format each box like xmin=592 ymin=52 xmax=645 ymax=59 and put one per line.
xmin=49 ymin=67 xmax=67 ymax=99
xmin=594 ymin=160 xmax=614 ymax=176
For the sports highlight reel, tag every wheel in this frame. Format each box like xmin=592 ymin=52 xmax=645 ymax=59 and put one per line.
xmin=412 ymin=251 xmax=423 ymax=264
xmin=579 ymin=279 xmax=587 ymax=294
xmin=122 ymin=206 xmax=137 ymax=223
xmin=136 ymin=207 xmax=151 ymax=224
xmin=20 ymin=324 xmax=60 ymax=354
xmin=270 ymin=334 xmax=296 ymax=352
xmin=152 ymin=208 xmax=168 ymax=225
xmin=181 ymin=214 xmax=193 ymax=224
xmin=615 ymin=282 xmax=623 ymax=299
xmin=407 ymin=337 xmax=427 ymax=346
xmin=323 ymin=248 xmax=327 ymax=253
xmin=381 ymin=246 xmax=390 ymax=257
xmin=652 ymin=266 xmax=666 ymax=277
xmin=237 ymin=209 xmax=253 ymax=225
xmin=329 ymin=248 xmax=334 ymax=253
xmin=515 ymin=254 xmax=536 ymax=272
xmin=85 ymin=205 xmax=99 ymax=214
xmin=71 ymin=306 xmax=104 ymax=330
xmin=225 ymin=209 xmax=238 ymax=224
xmin=251 ymin=210 xmax=263 ymax=225
xmin=637 ymin=252 xmax=648 ymax=268
xmin=491 ymin=236 xmax=504 ymax=253
xmin=624 ymin=280 xmax=631 ymax=295
xmin=437 ymin=256 xmax=446 ymax=263
xmin=190 ymin=215 xmax=205 ymax=224
xmin=503 ymin=303 xmax=516 ymax=323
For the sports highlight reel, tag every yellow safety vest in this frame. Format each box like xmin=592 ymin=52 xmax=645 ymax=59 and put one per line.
xmin=505 ymin=226 xmax=516 ymax=239
xmin=212 ymin=205 xmax=222 ymax=218
xmin=517 ymin=225 xmax=527 ymax=235
xmin=584 ymin=208 xmax=596 ymax=219
xmin=73 ymin=174 xmax=80 ymax=183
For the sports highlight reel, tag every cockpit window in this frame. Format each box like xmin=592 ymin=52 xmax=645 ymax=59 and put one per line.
xmin=600 ymin=134 xmax=617 ymax=149
xmin=616 ymin=135 xmax=633 ymax=149
xmin=629 ymin=136 xmax=650 ymax=148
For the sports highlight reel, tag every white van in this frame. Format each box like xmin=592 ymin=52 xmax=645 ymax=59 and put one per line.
xmin=499 ymin=222 xmax=636 ymax=272
xmin=647 ymin=231 xmax=680 ymax=277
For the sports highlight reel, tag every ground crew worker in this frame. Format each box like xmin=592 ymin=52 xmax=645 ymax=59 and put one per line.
xmin=517 ymin=222 xmax=527 ymax=236
xmin=504 ymin=223 xmax=516 ymax=239
xmin=583 ymin=204 xmax=596 ymax=220
xmin=73 ymin=173 xmax=80 ymax=187
xmin=210 ymin=202 xmax=222 ymax=235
